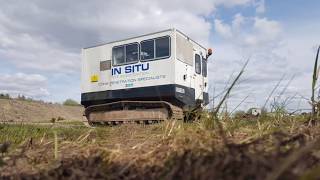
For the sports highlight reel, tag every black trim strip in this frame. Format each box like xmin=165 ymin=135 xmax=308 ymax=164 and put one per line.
xmin=203 ymin=92 xmax=209 ymax=105
xmin=81 ymin=84 xmax=196 ymax=108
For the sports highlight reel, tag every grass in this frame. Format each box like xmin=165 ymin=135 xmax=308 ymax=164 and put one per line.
xmin=0 ymin=114 xmax=319 ymax=179
xmin=0 ymin=124 xmax=89 ymax=145
xmin=0 ymin=114 xmax=310 ymax=147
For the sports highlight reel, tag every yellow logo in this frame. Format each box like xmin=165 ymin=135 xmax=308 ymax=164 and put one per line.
xmin=90 ymin=75 xmax=99 ymax=82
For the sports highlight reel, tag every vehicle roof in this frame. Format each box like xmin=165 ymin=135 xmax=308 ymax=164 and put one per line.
xmin=83 ymin=28 xmax=206 ymax=50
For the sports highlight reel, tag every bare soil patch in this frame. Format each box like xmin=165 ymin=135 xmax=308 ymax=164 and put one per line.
xmin=0 ymin=99 xmax=83 ymax=122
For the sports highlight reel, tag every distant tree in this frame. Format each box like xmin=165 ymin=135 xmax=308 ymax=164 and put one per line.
xmin=26 ymin=97 xmax=35 ymax=102
xmin=261 ymin=107 xmax=268 ymax=117
xmin=234 ymin=110 xmax=246 ymax=119
xmin=63 ymin=99 xmax=80 ymax=106
xmin=0 ymin=93 xmax=10 ymax=99
xmin=17 ymin=94 xmax=26 ymax=101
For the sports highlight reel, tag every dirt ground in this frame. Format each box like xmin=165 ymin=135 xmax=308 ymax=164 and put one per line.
xmin=1 ymin=99 xmax=320 ymax=179
xmin=1 ymin=119 xmax=320 ymax=180
xmin=0 ymin=99 xmax=83 ymax=122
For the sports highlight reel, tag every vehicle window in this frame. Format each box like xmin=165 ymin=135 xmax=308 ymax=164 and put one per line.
xmin=156 ymin=36 xmax=170 ymax=58
xmin=195 ymin=54 xmax=201 ymax=74
xmin=126 ymin=43 xmax=139 ymax=63
xmin=141 ymin=40 xmax=154 ymax=60
xmin=202 ymin=57 xmax=207 ymax=77
xmin=112 ymin=46 xmax=125 ymax=65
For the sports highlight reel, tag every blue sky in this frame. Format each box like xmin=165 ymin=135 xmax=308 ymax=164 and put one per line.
xmin=0 ymin=0 xmax=319 ymax=112
xmin=208 ymin=0 xmax=320 ymax=111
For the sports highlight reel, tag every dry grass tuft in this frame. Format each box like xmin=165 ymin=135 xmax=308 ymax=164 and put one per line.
xmin=1 ymin=114 xmax=320 ymax=179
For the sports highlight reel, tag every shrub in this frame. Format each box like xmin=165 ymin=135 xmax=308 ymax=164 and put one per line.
xmin=57 ymin=116 xmax=65 ymax=121
xmin=63 ymin=99 xmax=80 ymax=106
xmin=0 ymin=93 xmax=10 ymax=99
xmin=234 ymin=110 xmax=246 ymax=119
xmin=50 ymin=118 xmax=56 ymax=123
xmin=17 ymin=95 xmax=26 ymax=101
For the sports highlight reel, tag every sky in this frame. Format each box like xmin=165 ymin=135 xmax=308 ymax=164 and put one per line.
xmin=0 ymin=0 xmax=319 ymax=112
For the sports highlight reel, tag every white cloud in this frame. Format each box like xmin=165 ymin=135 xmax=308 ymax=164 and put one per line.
xmin=255 ymin=0 xmax=265 ymax=14
xmin=0 ymin=31 xmax=80 ymax=73
xmin=232 ymin=13 xmax=246 ymax=30
xmin=1 ymin=0 xmax=315 ymax=112
xmin=218 ymin=0 xmax=253 ymax=7
xmin=214 ymin=14 xmax=282 ymax=52
xmin=250 ymin=17 xmax=282 ymax=46
xmin=214 ymin=19 xmax=233 ymax=38
xmin=0 ymin=0 xmax=263 ymax=73
xmin=0 ymin=0 xmax=220 ymax=74
xmin=211 ymin=13 xmax=320 ymax=111
xmin=211 ymin=14 xmax=285 ymax=109
xmin=0 ymin=73 xmax=49 ymax=98
xmin=0 ymin=0 xmax=257 ymax=102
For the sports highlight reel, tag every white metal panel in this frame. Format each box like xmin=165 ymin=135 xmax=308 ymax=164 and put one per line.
xmin=81 ymin=29 xmax=175 ymax=93
xmin=176 ymin=33 xmax=193 ymax=66
xmin=174 ymin=30 xmax=208 ymax=102
xmin=81 ymin=28 xmax=209 ymax=103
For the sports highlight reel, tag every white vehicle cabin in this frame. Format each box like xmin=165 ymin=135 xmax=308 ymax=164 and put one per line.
xmin=81 ymin=29 xmax=210 ymax=110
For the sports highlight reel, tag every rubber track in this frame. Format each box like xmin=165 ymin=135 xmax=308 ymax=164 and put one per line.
xmin=84 ymin=101 xmax=183 ymax=126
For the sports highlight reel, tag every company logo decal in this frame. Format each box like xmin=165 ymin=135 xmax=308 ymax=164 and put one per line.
xmin=112 ymin=63 xmax=149 ymax=76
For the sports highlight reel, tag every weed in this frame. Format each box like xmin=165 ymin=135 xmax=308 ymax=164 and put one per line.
xmin=1 ymin=114 xmax=320 ymax=180
xmin=311 ymin=45 xmax=320 ymax=121
xmin=57 ymin=116 xmax=65 ymax=121
xmin=50 ymin=118 xmax=56 ymax=123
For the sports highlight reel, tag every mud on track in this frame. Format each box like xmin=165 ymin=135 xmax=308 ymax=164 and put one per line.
xmin=1 ymin=121 xmax=320 ymax=179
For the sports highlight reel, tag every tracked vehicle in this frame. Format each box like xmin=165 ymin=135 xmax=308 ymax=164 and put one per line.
xmin=81 ymin=29 xmax=212 ymax=125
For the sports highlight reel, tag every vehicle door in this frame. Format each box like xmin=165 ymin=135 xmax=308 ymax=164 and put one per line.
xmin=194 ymin=53 xmax=204 ymax=101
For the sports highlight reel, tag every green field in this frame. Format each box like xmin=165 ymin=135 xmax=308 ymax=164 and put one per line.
xmin=1 ymin=115 xmax=320 ymax=179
